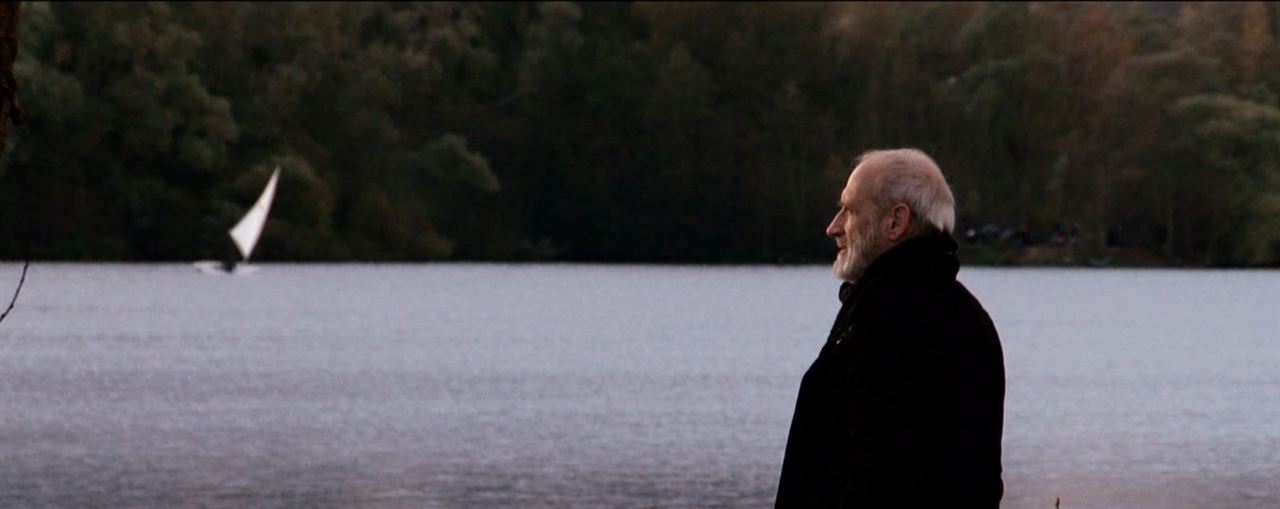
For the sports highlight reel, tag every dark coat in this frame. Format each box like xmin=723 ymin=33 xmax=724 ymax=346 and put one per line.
xmin=775 ymin=233 xmax=1005 ymax=508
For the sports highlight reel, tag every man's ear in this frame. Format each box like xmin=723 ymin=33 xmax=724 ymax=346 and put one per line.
xmin=886 ymin=203 xmax=912 ymax=242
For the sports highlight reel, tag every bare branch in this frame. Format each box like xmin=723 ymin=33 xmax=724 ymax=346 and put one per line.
xmin=0 ymin=258 xmax=28 ymax=325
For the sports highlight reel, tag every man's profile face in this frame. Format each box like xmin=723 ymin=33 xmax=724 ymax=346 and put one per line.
xmin=826 ymin=167 xmax=882 ymax=282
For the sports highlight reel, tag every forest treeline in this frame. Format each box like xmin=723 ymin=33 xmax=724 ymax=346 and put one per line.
xmin=1 ymin=2 xmax=1278 ymax=265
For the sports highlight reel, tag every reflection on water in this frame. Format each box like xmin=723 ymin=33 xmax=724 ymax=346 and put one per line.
xmin=0 ymin=263 xmax=1276 ymax=508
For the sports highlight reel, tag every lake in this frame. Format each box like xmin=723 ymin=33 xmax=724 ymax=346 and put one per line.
xmin=0 ymin=263 xmax=1276 ymax=508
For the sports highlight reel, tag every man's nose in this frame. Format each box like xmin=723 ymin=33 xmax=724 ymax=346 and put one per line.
xmin=825 ymin=213 xmax=842 ymax=238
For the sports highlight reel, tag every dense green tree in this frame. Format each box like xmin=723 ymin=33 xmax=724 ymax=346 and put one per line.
xmin=0 ymin=1 xmax=1276 ymax=266
xmin=1170 ymin=94 xmax=1280 ymax=264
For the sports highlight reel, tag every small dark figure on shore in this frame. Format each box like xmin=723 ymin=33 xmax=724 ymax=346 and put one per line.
xmin=775 ymin=149 xmax=1005 ymax=508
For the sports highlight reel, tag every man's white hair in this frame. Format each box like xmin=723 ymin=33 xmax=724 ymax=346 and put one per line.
xmin=858 ymin=148 xmax=955 ymax=234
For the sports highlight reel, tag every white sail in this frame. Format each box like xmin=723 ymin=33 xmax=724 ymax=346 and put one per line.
xmin=228 ymin=167 xmax=281 ymax=262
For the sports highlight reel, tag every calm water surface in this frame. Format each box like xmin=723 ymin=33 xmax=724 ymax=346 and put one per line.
xmin=0 ymin=263 xmax=1276 ymax=508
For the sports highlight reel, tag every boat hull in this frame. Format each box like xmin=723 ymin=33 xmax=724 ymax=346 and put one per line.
xmin=192 ymin=260 xmax=260 ymax=275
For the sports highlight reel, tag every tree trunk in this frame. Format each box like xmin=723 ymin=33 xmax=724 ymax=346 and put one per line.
xmin=1164 ymin=184 xmax=1175 ymax=260
xmin=0 ymin=1 xmax=24 ymax=156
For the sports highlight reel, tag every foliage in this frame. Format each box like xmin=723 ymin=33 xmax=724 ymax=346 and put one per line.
xmin=0 ymin=1 xmax=1276 ymax=266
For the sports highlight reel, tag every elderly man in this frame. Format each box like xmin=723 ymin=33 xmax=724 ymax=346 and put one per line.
xmin=775 ymin=149 xmax=1005 ymax=508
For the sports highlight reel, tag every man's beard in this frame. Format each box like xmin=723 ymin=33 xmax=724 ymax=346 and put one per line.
xmin=832 ymin=224 xmax=883 ymax=283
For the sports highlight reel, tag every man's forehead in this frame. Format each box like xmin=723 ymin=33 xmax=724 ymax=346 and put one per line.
xmin=843 ymin=163 xmax=877 ymax=203
xmin=839 ymin=176 xmax=856 ymax=203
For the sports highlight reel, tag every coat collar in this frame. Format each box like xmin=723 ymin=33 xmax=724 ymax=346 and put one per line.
xmin=827 ymin=232 xmax=959 ymax=345
xmin=838 ymin=232 xmax=960 ymax=304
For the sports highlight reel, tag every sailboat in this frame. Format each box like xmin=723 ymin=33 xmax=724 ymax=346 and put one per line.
xmin=193 ymin=166 xmax=281 ymax=275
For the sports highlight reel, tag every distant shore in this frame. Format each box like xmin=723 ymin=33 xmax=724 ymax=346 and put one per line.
xmin=1 ymin=245 xmax=1275 ymax=269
